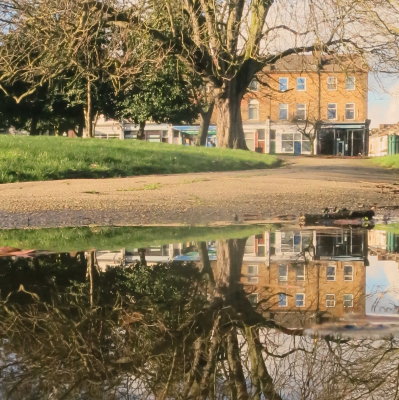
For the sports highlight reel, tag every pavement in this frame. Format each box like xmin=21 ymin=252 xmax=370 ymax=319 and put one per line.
xmin=0 ymin=156 xmax=398 ymax=229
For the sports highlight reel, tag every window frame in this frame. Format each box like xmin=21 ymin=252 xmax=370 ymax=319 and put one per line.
xmin=327 ymin=103 xmax=337 ymax=120
xmin=343 ymin=294 xmax=354 ymax=308
xmin=248 ymin=99 xmax=259 ymax=120
xmin=279 ymin=103 xmax=289 ymax=120
xmin=296 ymin=77 xmax=306 ymax=91
xmin=345 ymin=76 xmax=356 ymax=90
xmin=296 ymin=264 xmax=305 ymax=281
xmin=345 ymin=103 xmax=355 ymax=120
xmin=249 ymin=79 xmax=259 ymax=91
xmin=295 ymin=293 xmax=305 ymax=307
xmin=326 ymin=265 xmax=336 ymax=281
xmin=344 ymin=265 xmax=353 ymax=281
xmin=296 ymin=103 xmax=306 ymax=120
xmin=325 ymin=294 xmax=336 ymax=307
xmin=327 ymin=76 xmax=337 ymax=90
xmin=278 ymin=293 xmax=288 ymax=307
xmin=279 ymin=77 xmax=289 ymax=92
xmin=278 ymin=264 xmax=288 ymax=281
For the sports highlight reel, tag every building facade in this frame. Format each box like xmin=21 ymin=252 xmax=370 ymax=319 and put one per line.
xmin=242 ymin=54 xmax=369 ymax=156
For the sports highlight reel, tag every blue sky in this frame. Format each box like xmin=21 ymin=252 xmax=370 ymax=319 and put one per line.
xmin=368 ymin=74 xmax=399 ymax=128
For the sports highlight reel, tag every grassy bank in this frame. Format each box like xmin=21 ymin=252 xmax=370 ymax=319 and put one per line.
xmin=370 ymin=155 xmax=399 ymax=169
xmin=0 ymin=136 xmax=280 ymax=183
xmin=0 ymin=224 xmax=277 ymax=252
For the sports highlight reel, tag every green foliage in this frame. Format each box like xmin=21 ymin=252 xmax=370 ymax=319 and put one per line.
xmin=0 ymin=135 xmax=280 ymax=183
xmin=371 ymin=155 xmax=399 ymax=169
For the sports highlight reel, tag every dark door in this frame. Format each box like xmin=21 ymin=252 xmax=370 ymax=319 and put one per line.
xmin=294 ymin=141 xmax=301 ymax=155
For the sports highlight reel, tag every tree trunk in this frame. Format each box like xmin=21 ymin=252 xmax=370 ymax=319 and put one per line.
xmin=83 ymin=80 xmax=93 ymax=138
xmin=197 ymin=101 xmax=214 ymax=146
xmin=137 ymin=121 xmax=146 ymax=140
xmin=216 ymin=83 xmax=247 ymax=150
xmin=30 ymin=113 xmax=38 ymax=135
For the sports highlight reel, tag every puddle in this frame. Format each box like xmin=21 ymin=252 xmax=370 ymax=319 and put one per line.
xmin=0 ymin=223 xmax=399 ymax=399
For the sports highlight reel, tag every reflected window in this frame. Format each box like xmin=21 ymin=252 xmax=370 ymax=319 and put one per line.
xmin=327 ymin=76 xmax=337 ymax=90
xmin=279 ymin=293 xmax=288 ymax=307
xmin=279 ymin=77 xmax=288 ymax=92
xmin=247 ymin=265 xmax=258 ymax=283
xmin=296 ymin=264 xmax=305 ymax=281
xmin=296 ymin=77 xmax=306 ymax=91
xmin=344 ymin=265 xmax=353 ymax=281
xmin=295 ymin=293 xmax=305 ymax=307
xmin=279 ymin=264 xmax=288 ymax=281
xmin=248 ymin=293 xmax=258 ymax=306
xmin=327 ymin=265 xmax=336 ymax=281
xmin=326 ymin=294 xmax=336 ymax=307
xmin=249 ymin=79 xmax=259 ymax=91
xmin=343 ymin=294 xmax=353 ymax=308
xmin=296 ymin=104 xmax=306 ymax=120
xmin=345 ymin=76 xmax=355 ymax=90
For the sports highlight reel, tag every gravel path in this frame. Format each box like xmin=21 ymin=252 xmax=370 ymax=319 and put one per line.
xmin=0 ymin=156 xmax=398 ymax=229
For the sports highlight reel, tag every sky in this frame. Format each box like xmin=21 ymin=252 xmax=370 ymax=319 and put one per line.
xmin=368 ymin=74 xmax=399 ymax=129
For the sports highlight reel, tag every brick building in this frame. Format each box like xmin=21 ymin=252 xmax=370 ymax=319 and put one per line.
xmin=241 ymin=54 xmax=370 ymax=156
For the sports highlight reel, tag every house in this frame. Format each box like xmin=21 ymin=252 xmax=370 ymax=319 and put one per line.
xmin=242 ymin=53 xmax=369 ymax=156
xmin=369 ymin=123 xmax=399 ymax=156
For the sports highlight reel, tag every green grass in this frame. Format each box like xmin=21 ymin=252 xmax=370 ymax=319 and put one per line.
xmin=0 ymin=224 xmax=278 ymax=252
xmin=370 ymin=155 xmax=399 ymax=169
xmin=0 ymin=136 xmax=280 ymax=183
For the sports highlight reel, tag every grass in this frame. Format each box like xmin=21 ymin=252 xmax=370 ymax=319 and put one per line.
xmin=0 ymin=136 xmax=280 ymax=183
xmin=0 ymin=224 xmax=278 ymax=252
xmin=370 ymin=155 xmax=399 ymax=169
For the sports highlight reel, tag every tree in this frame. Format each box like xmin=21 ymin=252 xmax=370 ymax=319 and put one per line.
xmin=294 ymin=118 xmax=322 ymax=156
xmin=139 ymin=0 xmax=398 ymax=149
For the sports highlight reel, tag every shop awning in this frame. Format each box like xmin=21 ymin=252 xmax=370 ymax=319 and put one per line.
xmin=173 ymin=125 xmax=217 ymax=135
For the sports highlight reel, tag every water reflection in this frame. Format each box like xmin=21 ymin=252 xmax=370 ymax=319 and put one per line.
xmin=0 ymin=227 xmax=399 ymax=399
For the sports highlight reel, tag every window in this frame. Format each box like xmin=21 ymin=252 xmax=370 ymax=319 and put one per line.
xmin=344 ymin=265 xmax=353 ymax=281
xmin=343 ymin=294 xmax=353 ymax=308
xmin=295 ymin=293 xmax=305 ymax=307
xmin=296 ymin=77 xmax=306 ymax=91
xmin=247 ymin=265 xmax=258 ymax=283
xmin=327 ymin=103 xmax=337 ymax=120
xmin=327 ymin=265 xmax=336 ymax=281
xmin=248 ymin=293 xmax=259 ymax=306
xmin=345 ymin=103 xmax=355 ymax=120
xmin=296 ymin=264 xmax=305 ymax=281
xmin=345 ymin=76 xmax=355 ymax=90
xmin=279 ymin=77 xmax=288 ymax=91
xmin=327 ymin=76 xmax=337 ymax=90
xmin=296 ymin=104 xmax=306 ymax=120
xmin=326 ymin=294 xmax=336 ymax=307
xmin=278 ymin=293 xmax=288 ymax=307
xmin=248 ymin=99 xmax=259 ymax=120
xmin=279 ymin=104 xmax=288 ymax=120
xmin=279 ymin=264 xmax=288 ymax=281
xmin=249 ymin=79 xmax=259 ymax=91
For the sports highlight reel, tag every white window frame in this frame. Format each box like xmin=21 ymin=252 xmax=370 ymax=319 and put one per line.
xmin=295 ymin=293 xmax=305 ymax=307
xmin=326 ymin=265 xmax=336 ymax=281
xmin=278 ymin=264 xmax=288 ymax=281
xmin=248 ymin=99 xmax=259 ymax=120
xmin=279 ymin=77 xmax=288 ymax=92
xmin=344 ymin=265 xmax=353 ymax=281
xmin=327 ymin=103 xmax=337 ymax=120
xmin=345 ymin=103 xmax=355 ymax=120
xmin=296 ymin=103 xmax=306 ymax=120
xmin=278 ymin=293 xmax=288 ymax=307
xmin=248 ymin=293 xmax=259 ymax=306
xmin=296 ymin=77 xmax=306 ymax=91
xmin=343 ymin=294 xmax=354 ymax=308
xmin=249 ymin=79 xmax=259 ymax=91
xmin=247 ymin=265 xmax=259 ymax=283
xmin=327 ymin=76 xmax=337 ymax=90
xmin=326 ymin=294 xmax=336 ymax=307
xmin=296 ymin=264 xmax=305 ymax=281
xmin=345 ymin=76 xmax=356 ymax=90
xmin=279 ymin=103 xmax=288 ymax=120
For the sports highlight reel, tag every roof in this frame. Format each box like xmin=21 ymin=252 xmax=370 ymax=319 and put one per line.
xmin=264 ymin=53 xmax=368 ymax=73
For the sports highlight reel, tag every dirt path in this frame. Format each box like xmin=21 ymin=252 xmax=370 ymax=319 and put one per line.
xmin=0 ymin=156 xmax=398 ymax=229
